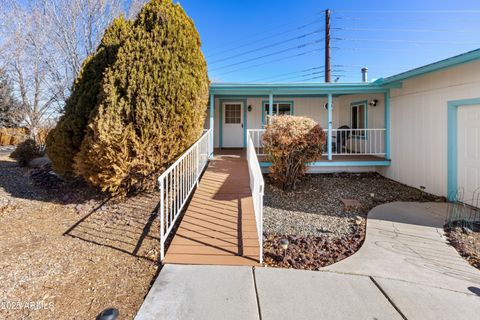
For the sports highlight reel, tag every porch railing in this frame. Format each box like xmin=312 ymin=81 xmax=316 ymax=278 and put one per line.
xmin=158 ymin=129 xmax=213 ymax=260
xmin=246 ymin=130 xmax=264 ymax=264
xmin=248 ymin=128 xmax=386 ymax=157
xmin=323 ymin=128 xmax=386 ymax=156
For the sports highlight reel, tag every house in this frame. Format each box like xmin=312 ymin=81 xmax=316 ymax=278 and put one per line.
xmin=206 ymin=48 xmax=480 ymax=202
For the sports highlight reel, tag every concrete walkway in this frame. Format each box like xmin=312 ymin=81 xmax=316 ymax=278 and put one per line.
xmin=136 ymin=202 xmax=480 ymax=320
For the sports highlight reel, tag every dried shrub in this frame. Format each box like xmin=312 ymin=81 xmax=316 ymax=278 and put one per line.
xmin=0 ymin=128 xmax=28 ymax=146
xmin=262 ymin=116 xmax=325 ymax=191
xmin=10 ymin=139 xmax=42 ymax=167
xmin=74 ymin=0 xmax=209 ymax=197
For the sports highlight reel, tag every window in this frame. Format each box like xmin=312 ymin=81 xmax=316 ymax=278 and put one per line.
xmin=264 ymin=102 xmax=293 ymax=122
xmin=351 ymin=102 xmax=367 ymax=136
xmin=224 ymin=104 xmax=241 ymax=124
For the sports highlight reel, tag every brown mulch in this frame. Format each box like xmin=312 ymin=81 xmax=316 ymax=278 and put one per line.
xmin=264 ymin=221 xmax=366 ymax=270
xmin=263 ymin=172 xmax=445 ymax=270
xmin=445 ymin=224 xmax=480 ymax=270
xmin=0 ymin=154 xmax=160 ymax=319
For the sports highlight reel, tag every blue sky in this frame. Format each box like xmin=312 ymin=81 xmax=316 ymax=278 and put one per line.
xmin=176 ymin=0 xmax=480 ymax=83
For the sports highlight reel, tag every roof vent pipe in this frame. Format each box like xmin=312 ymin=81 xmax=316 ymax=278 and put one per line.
xmin=361 ymin=67 xmax=368 ymax=82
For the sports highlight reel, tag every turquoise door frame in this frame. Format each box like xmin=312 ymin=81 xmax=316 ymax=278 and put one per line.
xmin=447 ymin=97 xmax=480 ymax=200
xmin=218 ymin=98 xmax=248 ymax=148
xmin=209 ymin=94 xmax=214 ymax=158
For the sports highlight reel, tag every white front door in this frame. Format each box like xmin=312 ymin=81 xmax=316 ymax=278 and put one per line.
xmin=222 ymin=102 xmax=244 ymax=148
xmin=458 ymin=104 xmax=480 ymax=206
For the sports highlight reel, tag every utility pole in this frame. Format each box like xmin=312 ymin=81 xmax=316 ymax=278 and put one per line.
xmin=324 ymin=9 xmax=331 ymax=83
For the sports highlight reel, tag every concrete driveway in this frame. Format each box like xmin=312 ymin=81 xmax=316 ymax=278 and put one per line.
xmin=136 ymin=202 xmax=480 ymax=320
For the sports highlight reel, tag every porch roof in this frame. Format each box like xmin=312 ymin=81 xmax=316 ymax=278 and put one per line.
xmin=209 ymin=82 xmax=391 ymax=96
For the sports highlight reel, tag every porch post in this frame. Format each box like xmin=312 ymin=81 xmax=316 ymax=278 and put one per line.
xmin=268 ymin=93 xmax=274 ymax=124
xmin=384 ymin=90 xmax=390 ymax=160
xmin=209 ymin=93 xmax=214 ymax=158
xmin=327 ymin=93 xmax=333 ymax=160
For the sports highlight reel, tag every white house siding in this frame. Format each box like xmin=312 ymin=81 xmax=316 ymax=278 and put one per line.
xmin=378 ymin=60 xmax=480 ymax=198
xmin=206 ymin=95 xmax=385 ymax=148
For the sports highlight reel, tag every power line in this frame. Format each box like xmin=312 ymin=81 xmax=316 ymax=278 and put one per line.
xmin=248 ymin=66 xmax=325 ymax=82
xmin=209 ymin=29 xmax=324 ymax=65
xmin=335 ymin=27 xmax=480 ymax=33
xmin=291 ymin=74 xmax=344 ymax=82
xmin=270 ymin=71 xmax=326 ymax=82
xmin=210 ymin=39 xmax=325 ymax=72
xmin=212 ymin=48 xmax=324 ymax=76
xmin=333 ymin=10 xmax=480 ymax=13
xmin=334 ymin=37 xmax=480 ymax=45
xmin=333 ymin=46 xmax=454 ymax=52
xmin=205 ymin=17 xmax=324 ymax=58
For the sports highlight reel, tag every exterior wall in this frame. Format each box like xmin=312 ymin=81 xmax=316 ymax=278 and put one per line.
xmin=378 ymin=60 xmax=480 ymax=198
xmin=206 ymin=94 xmax=385 ymax=148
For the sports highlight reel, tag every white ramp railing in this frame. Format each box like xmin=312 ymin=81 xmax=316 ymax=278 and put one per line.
xmin=246 ymin=130 xmax=264 ymax=263
xmin=158 ymin=129 xmax=213 ymax=260
xmin=248 ymin=129 xmax=266 ymax=156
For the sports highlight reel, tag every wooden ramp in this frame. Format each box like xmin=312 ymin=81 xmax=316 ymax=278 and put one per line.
xmin=164 ymin=149 xmax=260 ymax=266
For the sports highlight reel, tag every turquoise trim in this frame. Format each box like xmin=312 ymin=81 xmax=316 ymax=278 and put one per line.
xmin=209 ymin=94 xmax=214 ymax=158
xmin=268 ymin=93 xmax=273 ymax=124
xmin=379 ymin=48 xmax=480 ymax=86
xmin=218 ymin=98 xmax=248 ymax=148
xmin=244 ymin=100 xmax=248 ymax=147
xmin=349 ymin=100 xmax=368 ymax=139
xmin=261 ymin=100 xmax=295 ymax=126
xmin=447 ymin=97 xmax=480 ymax=200
xmin=327 ymin=94 xmax=333 ymax=160
xmin=384 ymin=91 xmax=391 ymax=159
xmin=210 ymin=82 xmax=389 ymax=96
xmin=260 ymin=160 xmax=391 ymax=167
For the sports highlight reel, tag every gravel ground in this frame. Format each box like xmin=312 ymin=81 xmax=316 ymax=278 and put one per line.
xmin=263 ymin=172 xmax=444 ymax=270
xmin=0 ymin=153 xmax=159 ymax=319
xmin=445 ymin=223 xmax=480 ymax=270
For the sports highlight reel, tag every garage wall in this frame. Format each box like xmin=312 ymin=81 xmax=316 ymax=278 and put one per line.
xmin=378 ymin=60 xmax=480 ymax=198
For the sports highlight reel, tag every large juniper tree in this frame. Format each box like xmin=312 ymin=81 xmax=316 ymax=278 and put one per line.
xmin=49 ymin=0 xmax=209 ymax=196
xmin=74 ymin=0 xmax=209 ymax=196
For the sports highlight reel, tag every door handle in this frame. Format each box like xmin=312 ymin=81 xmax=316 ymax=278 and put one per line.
xmin=241 ymin=123 xmax=244 ymax=128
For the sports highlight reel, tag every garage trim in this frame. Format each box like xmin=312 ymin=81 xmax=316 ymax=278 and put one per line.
xmin=447 ymin=98 xmax=480 ymax=201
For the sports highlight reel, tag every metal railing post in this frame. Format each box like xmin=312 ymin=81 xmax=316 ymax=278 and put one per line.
xmin=159 ymin=178 xmax=165 ymax=261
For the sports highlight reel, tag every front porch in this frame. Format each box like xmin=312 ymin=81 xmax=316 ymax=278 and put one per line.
xmin=207 ymin=82 xmax=393 ymax=169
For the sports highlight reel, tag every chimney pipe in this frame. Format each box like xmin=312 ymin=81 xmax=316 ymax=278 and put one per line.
xmin=361 ymin=67 xmax=368 ymax=82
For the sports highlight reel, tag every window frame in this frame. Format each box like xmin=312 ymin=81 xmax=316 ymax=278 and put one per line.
xmin=261 ymin=100 xmax=294 ymax=125
xmin=350 ymin=100 xmax=368 ymax=138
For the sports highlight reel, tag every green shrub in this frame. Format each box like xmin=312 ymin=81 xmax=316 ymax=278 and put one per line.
xmin=74 ymin=0 xmax=209 ymax=197
xmin=10 ymin=139 xmax=42 ymax=167
xmin=262 ymin=116 xmax=325 ymax=191
xmin=46 ymin=17 xmax=132 ymax=176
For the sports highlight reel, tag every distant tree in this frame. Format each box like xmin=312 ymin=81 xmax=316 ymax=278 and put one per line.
xmin=0 ymin=0 xmax=139 ymax=139
xmin=74 ymin=0 xmax=209 ymax=197
xmin=0 ymin=70 xmax=22 ymax=128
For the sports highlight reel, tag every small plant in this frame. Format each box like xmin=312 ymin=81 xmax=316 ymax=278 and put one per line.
xmin=10 ymin=139 xmax=42 ymax=167
xmin=262 ymin=115 xmax=325 ymax=191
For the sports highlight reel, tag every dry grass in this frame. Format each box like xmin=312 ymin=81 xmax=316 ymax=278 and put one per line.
xmin=0 ymin=154 xmax=160 ymax=319
xmin=0 ymin=128 xmax=28 ymax=146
